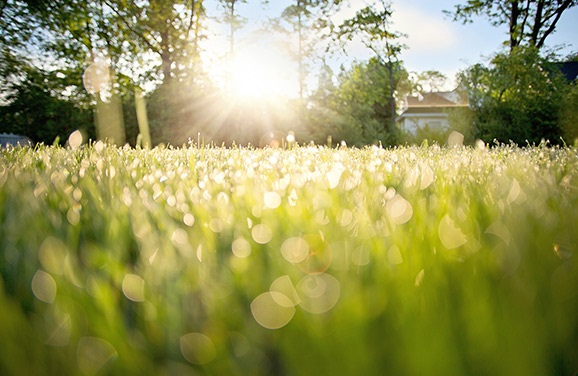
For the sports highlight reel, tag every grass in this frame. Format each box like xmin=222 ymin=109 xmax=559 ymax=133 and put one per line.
xmin=1 ymin=141 xmax=577 ymax=375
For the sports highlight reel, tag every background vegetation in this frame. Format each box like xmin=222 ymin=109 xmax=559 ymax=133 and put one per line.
xmin=1 ymin=0 xmax=577 ymax=147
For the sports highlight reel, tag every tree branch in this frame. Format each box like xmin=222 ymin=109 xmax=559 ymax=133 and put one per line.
xmin=101 ymin=0 xmax=160 ymax=55
xmin=537 ymin=0 xmax=574 ymax=48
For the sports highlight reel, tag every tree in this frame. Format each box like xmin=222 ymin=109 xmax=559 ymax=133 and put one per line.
xmin=96 ymin=0 xmax=206 ymax=86
xmin=457 ymin=46 xmax=570 ymax=144
xmin=219 ymin=0 xmax=247 ymax=93
xmin=558 ymin=55 xmax=578 ymax=144
xmin=0 ymin=68 xmax=94 ymax=144
xmin=0 ymin=0 xmax=40 ymax=101
xmin=337 ymin=0 xmax=405 ymax=133
xmin=306 ymin=57 xmax=407 ymax=146
xmin=445 ymin=0 xmax=578 ymax=50
xmin=277 ymin=0 xmax=341 ymax=100
xmin=413 ymin=70 xmax=449 ymax=93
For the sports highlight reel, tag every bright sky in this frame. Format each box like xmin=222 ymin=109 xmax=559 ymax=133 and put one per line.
xmin=388 ymin=0 xmax=578 ymax=84
xmin=206 ymin=0 xmax=578 ymax=93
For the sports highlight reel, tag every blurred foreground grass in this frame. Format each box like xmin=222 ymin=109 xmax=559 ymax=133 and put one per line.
xmin=1 ymin=142 xmax=578 ymax=375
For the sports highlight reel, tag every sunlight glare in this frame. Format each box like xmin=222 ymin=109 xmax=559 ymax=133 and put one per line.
xmin=228 ymin=47 xmax=297 ymax=100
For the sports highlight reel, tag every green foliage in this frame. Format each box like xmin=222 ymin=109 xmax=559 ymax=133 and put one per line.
xmin=306 ymin=58 xmax=403 ymax=146
xmin=0 ymin=69 xmax=94 ymax=145
xmin=458 ymin=46 xmax=570 ymax=145
xmin=413 ymin=70 xmax=449 ymax=93
xmin=1 ymin=144 xmax=578 ymax=375
xmin=559 ymin=82 xmax=578 ymax=145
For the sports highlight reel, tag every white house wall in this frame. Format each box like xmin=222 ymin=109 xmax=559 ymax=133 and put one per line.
xmin=399 ymin=113 xmax=449 ymax=134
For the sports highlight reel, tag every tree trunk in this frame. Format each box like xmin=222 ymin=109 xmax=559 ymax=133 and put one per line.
xmin=297 ymin=0 xmax=304 ymax=100
xmin=509 ymin=1 xmax=520 ymax=49
xmin=160 ymin=29 xmax=172 ymax=84
xmin=530 ymin=0 xmax=545 ymax=47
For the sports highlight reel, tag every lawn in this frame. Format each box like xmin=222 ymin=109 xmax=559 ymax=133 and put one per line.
xmin=1 ymin=142 xmax=577 ymax=375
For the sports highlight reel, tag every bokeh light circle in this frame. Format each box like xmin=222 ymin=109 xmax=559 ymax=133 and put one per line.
xmin=251 ymin=292 xmax=295 ymax=329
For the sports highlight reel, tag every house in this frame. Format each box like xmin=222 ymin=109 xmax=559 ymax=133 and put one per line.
xmin=556 ymin=61 xmax=578 ymax=82
xmin=0 ymin=133 xmax=32 ymax=148
xmin=397 ymin=90 xmax=469 ymax=135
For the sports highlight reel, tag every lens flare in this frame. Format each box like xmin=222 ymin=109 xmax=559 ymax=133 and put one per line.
xmin=77 ymin=337 xmax=118 ymax=375
xmin=232 ymin=237 xmax=252 ymax=258
xmin=297 ymin=273 xmax=341 ymax=314
xmin=251 ymin=292 xmax=295 ymax=329
xmin=252 ymin=223 xmax=273 ymax=244
xmin=82 ymin=61 xmax=110 ymax=95
xmin=31 ymin=270 xmax=57 ymax=304
xmin=270 ymin=275 xmax=301 ymax=307
xmin=180 ymin=333 xmax=216 ymax=365
xmin=439 ymin=215 xmax=467 ymax=249
xmin=280 ymin=237 xmax=310 ymax=264
xmin=297 ymin=233 xmax=333 ymax=274
xmin=122 ymin=274 xmax=145 ymax=302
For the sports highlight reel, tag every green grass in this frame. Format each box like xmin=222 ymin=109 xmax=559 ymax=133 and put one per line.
xmin=1 ymin=142 xmax=578 ymax=375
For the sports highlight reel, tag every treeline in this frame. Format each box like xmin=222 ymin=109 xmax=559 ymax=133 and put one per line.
xmin=0 ymin=0 xmax=577 ymax=147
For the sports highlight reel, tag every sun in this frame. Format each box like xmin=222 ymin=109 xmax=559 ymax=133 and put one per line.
xmin=227 ymin=45 xmax=298 ymax=101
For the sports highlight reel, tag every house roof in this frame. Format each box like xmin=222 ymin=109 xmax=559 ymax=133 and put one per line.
xmin=405 ymin=91 xmax=468 ymax=108
xmin=397 ymin=90 xmax=469 ymax=123
xmin=400 ymin=107 xmax=449 ymax=114
xmin=556 ymin=61 xmax=578 ymax=82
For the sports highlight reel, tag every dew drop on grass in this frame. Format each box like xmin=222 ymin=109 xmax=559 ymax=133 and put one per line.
xmin=297 ymin=273 xmax=340 ymax=314
xmin=232 ymin=238 xmax=252 ymax=258
xmin=94 ymin=140 xmax=104 ymax=152
xmin=66 ymin=205 xmax=81 ymax=226
xmin=414 ymin=269 xmax=425 ymax=287
xmin=352 ymin=246 xmax=370 ymax=266
xmin=0 ymin=165 xmax=6 ymax=188
xmin=251 ymin=292 xmax=295 ymax=329
xmin=107 ymin=166 xmax=116 ymax=179
xmin=419 ymin=165 xmax=434 ymax=190
xmin=280 ymin=237 xmax=309 ymax=264
xmin=38 ymin=236 xmax=67 ymax=275
xmin=68 ymin=130 xmax=83 ymax=149
xmin=82 ymin=61 xmax=110 ymax=95
xmin=45 ymin=313 xmax=71 ymax=347
xmin=288 ymin=189 xmax=298 ymax=206
xmin=507 ymin=178 xmax=522 ymax=204
xmin=180 ymin=333 xmax=216 ymax=365
xmin=32 ymin=270 xmax=57 ymax=304
xmin=122 ymin=274 xmax=145 ymax=302
xmin=252 ymin=224 xmax=273 ymax=244
xmin=166 ymin=195 xmax=177 ymax=207
xmin=171 ymin=228 xmax=189 ymax=246
xmin=447 ymin=131 xmax=464 ymax=147
xmin=339 ymin=209 xmax=353 ymax=227
xmin=209 ymin=218 xmax=224 ymax=233
xmin=326 ymin=168 xmax=343 ymax=189
xmin=387 ymin=245 xmax=403 ymax=265
xmin=297 ymin=233 xmax=333 ymax=274
xmin=263 ymin=191 xmax=282 ymax=209
xmin=77 ymin=337 xmax=118 ymax=376
xmin=229 ymin=332 xmax=251 ymax=357
xmin=485 ymin=221 xmax=511 ymax=245
xmin=183 ymin=213 xmax=195 ymax=227
xmin=270 ymin=275 xmax=301 ymax=307
xmin=73 ymin=188 xmax=83 ymax=201
xmin=438 ymin=215 xmax=467 ymax=249
xmin=386 ymin=194 xmax=413 ymax=225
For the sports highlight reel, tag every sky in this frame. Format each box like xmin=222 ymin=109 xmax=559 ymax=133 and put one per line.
xmin=386 ymin=0 xmax=578 ymax=82
xmin=206 ymin=0 xmax=578 ymax=92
